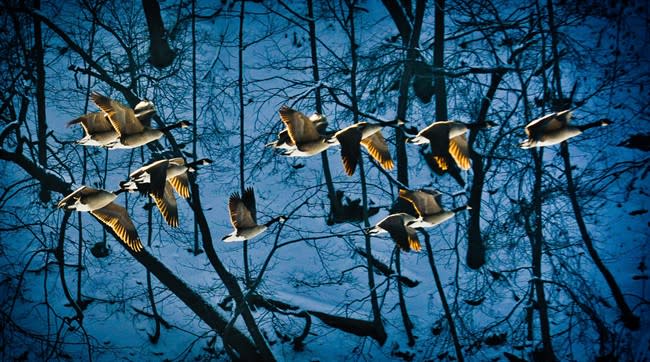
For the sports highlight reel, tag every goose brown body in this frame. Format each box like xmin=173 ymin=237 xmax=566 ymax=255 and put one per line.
xmin=277 ymin=106 xmax=333 ymax=157
xmin=367 ymin=213 xmax=421 ymax=252
xmin=399 ymin=189 xmax=469 ymax=228
xmin=408 ymin=121 xmax=473 ymax=170
xmin=67 ymin=112 xmax=119 ymax=147
xmin=58 ymin=186 xmax=142 ymax=251
xmin=332 ymin=122 xmax=394 ymax=175
xmin=91 ymin=92 xmax=189 ymax=149
xmin=223 ymin=188 xmax=267 ymax=242
xmin=520 ymin=110 xmax=611 ymax=148
xmin=119 ymin=157 xmax=212 ymax=227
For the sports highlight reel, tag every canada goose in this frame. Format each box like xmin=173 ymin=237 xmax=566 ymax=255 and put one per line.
xmin=58 ymin=186 xmax=143 ymax=251
xmin=407 ymin=120 xmax=495 ymax=170
xmin=67 ymin=112 xmax=118 ymax=147
xmin=399 ymin=189 xmax=470 ymax=228
xmin=91 ymin=92 xmax=190 ymax=149
xmin=121 ymin=157 xmax=212 ymax=199
xmin=268 ymin=113 xmax=328 ymax=151
xmin=119 ymin=158 xmax=211 ymax=227
xmin=520 ymin=110 xmax=612 ymax=148
xmin=366 ymin=213 xmax=421 ymax=252
xmin=223 ymin=187 xmax=285 ymax=242
xmin=330 ymin=122 xmax=394 ymax=176
xmin=68 ymin=99 xmax=156 ymax=147
xmin=277 ymin=105 xmax=333 ymax=157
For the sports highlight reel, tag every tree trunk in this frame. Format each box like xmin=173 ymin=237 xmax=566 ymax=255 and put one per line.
xmin=421 ymin=230 xmax=463 ymax=361
xmin=350 ymin=2 xmax=387 ymax=344
xmin=307 ymin=0 xmax=341 ymax=224
xmin=531 ymin=148 xmax=556 ymax=360
xmin=0 ymin=149 xmax=265 ymax=361
xmin=142 ymin=0 xmax=175 ymax=68
xmin=33 ymin=0 xmax=49 ymax=203
xmin=466 ymin=70 xmax=504 ymax=269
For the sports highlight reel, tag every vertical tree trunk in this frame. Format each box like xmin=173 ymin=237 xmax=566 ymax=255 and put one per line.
xmin=307 ymin=0 xmax=340 ymax=224
xmin=545 ymin=0 xmax=639 ymax=331
xmin=350 ymin=1 xmax=387 ymax=344
xmin=191 ymin=0 xmax=202 ymax=255
xmin=142 ymin=0 xmax=175 ymax=68
xmin=33 ymin=0 xmax=49 ymax=203
xmin=466 ymin=70 xmax=503 ymax=269
xmin=433 ymin=0 xmax=447 ymax=121
xmin=238 ymin=0 xmax=251 ymax=287
xmin=146 ymin=202 xmax=161 ymax=343
xmin=382 ymin=0 xmax=427 ymax=186
xmin=421 ymin=230 xmax=463 ymax=361
xmin=395 ymin=249 xmax=415 ymax=346
xmin=532 ymin=148 xmax=556 ymax=360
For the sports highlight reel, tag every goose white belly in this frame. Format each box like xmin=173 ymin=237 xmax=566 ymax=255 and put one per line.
xmin=411 ymin=211 xmax=454 ymax=228
xmin=73 ymin=192 xmax=117 ymax=212
xmin=408 ymin=135 xmax=431 ymax=145
xmin=531 ymin=128 xmax=582 ymax=147
xmin=78 ymin=130 xmax=119 ymax=146
xmin=223 ymin=225 xmax=267 ymax=242
xmin=284 ymin=141 xmax=331 ymax=157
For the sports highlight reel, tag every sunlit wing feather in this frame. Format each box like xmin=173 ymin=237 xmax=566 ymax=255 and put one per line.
xmin=361 ymin=131 xmax=393 ymax=170
xmin=90 ymin=202 xmax=143 ymax=252
xmin=151 ymin=182 xmax=179 ymax=227
xmin=228 ymin=192 xmax=256 ymax=229
xmin=68 ymin=112 xmax=115 ymax=134
xmin=434 ymin=155 xmax=448 ymax=170
xmin=525 ymin=110 xmax=572 ymax=137
xmin=91 ymin=92 xmax=144 ymax=135
xmin=406 ymin=227 xmax=421 ymax=252
xmin=379 ymin=214 xmax=419 ymax=252
xmin=399 ymin=189 xmax=443 ymax=217
xmin=169 ymin=173 xmax=190 ymax=199
xmin=449 ymin=134 xmax=471 ymax=170
xmin=279 ymin=106 xmax=321 ymax=143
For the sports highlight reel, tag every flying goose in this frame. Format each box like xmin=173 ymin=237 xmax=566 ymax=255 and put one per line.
xmin=330 ymin=122 xmax=394 ymax=176
xmin=68 ymin=99 xmax=156 ymax=147
xmin=223 ymin=187 xmax=285 ymax=242
xmin=58 ymin=186 xmax=143 ymax=252
xmin=276 ymin=105 xmax=333 ymax=157
xmin=399 ymin=189 xmax=470 ymax=229
xmin=268 ymin=112 xmax=328 ymax=151
xmin=67 ymin=112 xmax=118 ymax=147
xmin=91 ymin=92 xmax=190 ymax=149
xmin=520 ymin=110 xmax=612 ymax=148
xmin=366 ymin=213 xmax=421 ymax=252
xmin=407 ymin=120 xmax=495 ymax=170
xmin=119 ymin=158 xmax=212 ymax=227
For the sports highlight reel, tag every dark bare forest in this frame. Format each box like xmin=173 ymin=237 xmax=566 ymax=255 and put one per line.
xmin=1 ymin=0 xmax=648 ymax=361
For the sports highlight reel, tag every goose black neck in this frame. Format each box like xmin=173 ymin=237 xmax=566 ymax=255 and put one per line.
xmin=264 ymin=216 xmax=284 ymax=227
xmin=112 ymin=188 xmax=128 ymax=195
xmin=163 ymin=121 xmax=189 ymax=131
xmin=451 ymin=205 xmax=469 ymax=213
xmin=187 ymin=158 xmax=212 ymax=170
xmin=465 ymin=121 xmax=491 ymax=131
xmin=578 ymin=120 xmax=608 ymax=131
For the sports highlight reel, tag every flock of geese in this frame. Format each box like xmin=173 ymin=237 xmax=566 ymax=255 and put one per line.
xmin=58 ymin=93 xmax=611 ymax=255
